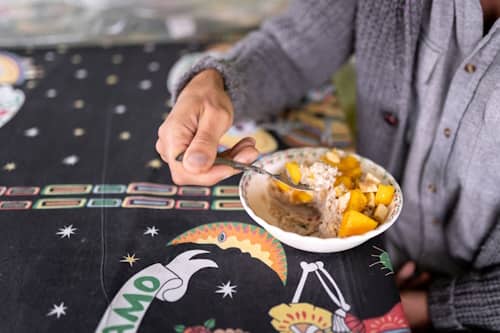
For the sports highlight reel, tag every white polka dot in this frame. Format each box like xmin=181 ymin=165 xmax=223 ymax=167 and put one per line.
xmin=114 ymin=105 xmax=126 ymax=114
xmin=148 ymin=61 xmax=160 ymax=72
xmin=24 ymin=127 xmax=39 ymax=137
xmin=75 ymin=69 xmax=87 ymax=79
xmin=46 ymin=89 xmax=57 ymax=98
xmin=44 ymin=51 xmax=55 ymax=61
xmin=62 ymin=155 xmax=79 ymax=166
xmin=138 ymin=80 xmax=152 ymax=90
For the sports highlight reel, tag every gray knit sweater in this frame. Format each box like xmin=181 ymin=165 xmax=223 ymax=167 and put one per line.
xmin=173 ymin=1 xmax=500 ymax=331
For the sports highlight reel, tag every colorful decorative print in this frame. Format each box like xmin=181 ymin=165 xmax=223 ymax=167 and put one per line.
xmin=269 ymin=260 xmax=408 ymax=333
xmin=346 ymin=303 xmax=410 ymax=333
xmin=269 ymin=303 xmax=333 ymax=332
xmin=93 ymin=184 xmax=126 ymax=194
xmin=87 ymin=198 xmax=122 ymax=208
xmin=211 ymin=200 xmax=244 ymax=211
xmin=0 ymin=51 xmax=40 ymax=85
xmin=0 ymin=85 xmax=25 ymax=129
xmin=169 ymin=222 xmax=287 ymax=285
xmin=178 ymin=186 xmax=211 ymax=196
xmin=41 ymin=184 xmax=92 ymax=195
xmin=33 ymin=198 xmax=86 ymax=209
xmin=174 ymin=318 xmax=249 ymax=333
xmin=6 ymin=186 xmax=40 ymax=196
xmin=212 ymin=186 xmax=239 ymax=197
xmin=0 ymin=200 xmax=32 ymax=210
xmin=175 ymin=200 xmax=210 ymax=210
xmin=122 ymin=196 xmax=175 ymax=209
xmin=370 ymin=246 xmax=394 ymax=276
xmin=96 ymin=250 xmax=218 ymax=333
xmin=126 ymin=182 xmax=177 ymax=196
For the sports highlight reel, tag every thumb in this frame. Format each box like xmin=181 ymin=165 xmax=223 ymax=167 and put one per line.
xmin=183 ymin=109 xmax=231 ymax=173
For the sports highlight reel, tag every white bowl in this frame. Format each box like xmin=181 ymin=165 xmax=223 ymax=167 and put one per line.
xmin=239 ymin=147 xmax=403 ymax=253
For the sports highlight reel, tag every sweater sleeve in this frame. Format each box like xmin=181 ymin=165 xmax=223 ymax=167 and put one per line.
xmin=171 ymin=0 xmax=356 ymax=121
xmin=429 ymin=217 xmax=500 ymax=331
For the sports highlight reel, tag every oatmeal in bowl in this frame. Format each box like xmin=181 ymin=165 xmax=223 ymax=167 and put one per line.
xmin=239 ymin=147 xmax=403 ymax=253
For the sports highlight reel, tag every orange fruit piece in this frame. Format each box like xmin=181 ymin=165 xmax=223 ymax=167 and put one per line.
xmin=375 ymin=184 xmax=395 ymax=205
xmin=339 ymin=210 xmax=378 ymax=237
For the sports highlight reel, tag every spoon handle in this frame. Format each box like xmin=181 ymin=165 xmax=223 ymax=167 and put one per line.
xmin=175 ymin=152 xmax=262 ymax=174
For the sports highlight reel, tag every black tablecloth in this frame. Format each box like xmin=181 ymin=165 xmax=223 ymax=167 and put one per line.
xmin=0 ymin=43 xmax=409 ymax=333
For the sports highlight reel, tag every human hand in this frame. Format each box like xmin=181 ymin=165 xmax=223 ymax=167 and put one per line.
xmin=396 ymin=261 xmax=431 ymax=290
xmin=156 ymin=69 xmax=259 ymax=185
xmin=400 ymin=290 xmax=430 ymax=329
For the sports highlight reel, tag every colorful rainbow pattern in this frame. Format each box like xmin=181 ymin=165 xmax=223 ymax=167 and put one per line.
xmin=168 ymin=222 xmax=288 ymax=285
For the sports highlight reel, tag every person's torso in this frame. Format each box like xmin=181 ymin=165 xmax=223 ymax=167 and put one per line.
xmin=354 ymin=0 xmax=500 ymax=274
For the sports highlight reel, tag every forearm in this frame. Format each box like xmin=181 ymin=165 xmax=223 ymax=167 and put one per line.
xmin=172 ymin=0 xmax=356 ymax=121
xmin=429 ymin=266 xmax=500 ymax=331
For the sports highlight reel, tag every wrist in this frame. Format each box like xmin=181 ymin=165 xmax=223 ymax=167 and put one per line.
xmin=188 ymin=69 xmax=224 ymax=91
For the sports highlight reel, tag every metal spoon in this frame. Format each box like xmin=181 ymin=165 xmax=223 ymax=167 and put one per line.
xmin=175 ymin=152 xmax=313 ymax=192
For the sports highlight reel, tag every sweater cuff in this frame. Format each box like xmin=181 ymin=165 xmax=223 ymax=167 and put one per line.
xmin=170 ymin=55 xmax=247 ymax=121
xmin=428 ymin=277 xmax=464 ymax=330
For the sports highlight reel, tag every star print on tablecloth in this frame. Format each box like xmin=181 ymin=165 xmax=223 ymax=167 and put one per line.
xmin=144 ymin=226 xmax=159 ymax=237
xmin=106 ymin=74 xmax=119 ymax=85
xmin=146 ymin=159 xmax=162 ymax=169
xmin=138 ymin=80 xmax=152 ymax=90
xmin=24 ymin=127 xmax=39 ymax=137
xmin=73 ymin=128 xmax=85 ymax=137
xmin=47 ymin=302 xmax=67 ymax=319
xmin=74 ymin=69 xmax=87 ymax=79
xmin=3 ymin=162 xmax=16 ymax=171
xmin=62 ymin=155 xmax=79 ymax=166
xmin=215 ymin=281 xmax=237 ymax=299
xmin=119 ymin=131 xmax=131 ymax=141
xmin=56 ymin=225 xmax=77 ymax=239
xmin=120 ymin=253 xmax=140 ymax=267
xmin=114 ymin=105 xmax=126 ymax=114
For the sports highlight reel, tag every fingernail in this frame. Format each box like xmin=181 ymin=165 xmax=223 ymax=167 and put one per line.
xmin=185 ymin=152 xmax=208 ymax=168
